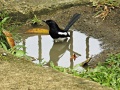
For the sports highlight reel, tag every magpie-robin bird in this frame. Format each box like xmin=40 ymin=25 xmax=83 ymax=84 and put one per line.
xmin=43 ymin=13 xmax=81 ymax=42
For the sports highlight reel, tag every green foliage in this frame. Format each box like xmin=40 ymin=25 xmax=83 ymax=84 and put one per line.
xmin=0 ymin=11 xmax=10 ymax=48
xmin=50 ymin=61 xmax=85 ymax=75
xmin=79 ymin=54 xmax=120 ymax=90
xmin=9 ymin=45 xmax=26 ymax=57
xmin=38 ymin=60 xmax=47 ymax=66
xmin=0 ymin=12 xmax=26 ymax=58
xmin=0 ymin=11 xmax=10 ymax=30
xmin=50 ymin=62 xmax=68 ymax=73
xmin=0 ymin=42 xmax=8 ymax=51
xmin=31 ymin=15 xmax=42 ymax=25
xmin=49 ymin=53 xmax=120 ymax=90
xmin=0 ymin=11 xmax=9 ymax=20
xmin=0 ymin=17 xmax=9 ymax=29
xmin=0 ymin=31 xmax=11 ymax=49
xmin=15 ymin=50 xmax=25 ymax=57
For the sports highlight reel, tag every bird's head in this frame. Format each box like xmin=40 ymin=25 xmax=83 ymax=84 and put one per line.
xmin=42 ymin=20 xmax=59 ymax=29
xmin=42 ymin=20 xmax=56 ymax=25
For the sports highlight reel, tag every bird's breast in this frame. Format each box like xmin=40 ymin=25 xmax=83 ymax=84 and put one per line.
xmin=49 ymin=29 xmax=59 ymax=39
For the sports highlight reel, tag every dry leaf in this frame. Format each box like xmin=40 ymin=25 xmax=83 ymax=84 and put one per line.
xmin=2 ymin=30 xmax=15 ymax=48
xmin=2 ymin=30 xmax=12 ymax=37
xmin=95 ymin=5 xmax=109 ymax=20
xmin=6 ymin=37 xmax=15 ymax=48
xmin=25 ymin=28 xmax=49 ymax=34
xmin=70 ymin=54 xmax=77 ymax=61
xmin=81 ymin=57 xmax=92 ymax=67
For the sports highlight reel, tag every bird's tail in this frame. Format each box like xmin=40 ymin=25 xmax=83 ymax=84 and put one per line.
xmin=64 ymin=13 xmax=81 ymax=32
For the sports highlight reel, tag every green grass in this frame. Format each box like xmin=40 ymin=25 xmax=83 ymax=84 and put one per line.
xmin=50 ymin=53 xmax=120 ymax=90
xmin=79 ymin=54 xmax=120 ymax=90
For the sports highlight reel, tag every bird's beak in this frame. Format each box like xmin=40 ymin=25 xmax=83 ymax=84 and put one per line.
xmin=42 ymin=20 xmax=46 ymax=23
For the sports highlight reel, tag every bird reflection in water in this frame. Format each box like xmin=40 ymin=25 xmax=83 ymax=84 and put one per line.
xmin=45 ymin=31 xmax=81 ymax=68
xmin=46 ymin=38 xmax=71 ymax=66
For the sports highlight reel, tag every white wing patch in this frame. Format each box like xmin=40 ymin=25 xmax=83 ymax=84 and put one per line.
xmin=58 ymin=32 xmax=67 ymax=35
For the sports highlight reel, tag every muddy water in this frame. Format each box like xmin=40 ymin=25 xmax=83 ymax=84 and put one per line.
xmin=19 ymin=29 xmax=103 ymax=68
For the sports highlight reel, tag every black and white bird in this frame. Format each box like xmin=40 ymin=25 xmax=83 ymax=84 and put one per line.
xmin=43 ymin=13 xmax=81 ymax=42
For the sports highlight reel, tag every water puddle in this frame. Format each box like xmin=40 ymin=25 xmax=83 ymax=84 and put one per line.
xmin=19 ymin=30 xmax=103 ymax=68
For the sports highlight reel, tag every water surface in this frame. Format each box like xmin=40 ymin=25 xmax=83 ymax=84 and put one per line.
xmin=20 ymin=30 xmax=102 ymax=68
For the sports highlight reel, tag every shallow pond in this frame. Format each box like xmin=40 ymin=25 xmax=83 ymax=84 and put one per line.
xmin=19 ymin=28 xmax=103 ymax=68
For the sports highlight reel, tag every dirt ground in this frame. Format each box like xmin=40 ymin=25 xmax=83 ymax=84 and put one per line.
xmin=0 ymin=48 xmax=112 ymax=90
xmin=0 ymin=0 xmax=120 ymax=90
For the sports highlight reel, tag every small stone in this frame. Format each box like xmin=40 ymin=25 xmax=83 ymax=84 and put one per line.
xmin=2 ymin=53 xmax=7 ymax=56
xmin=83 ymin=19 xmax=87 ymax=22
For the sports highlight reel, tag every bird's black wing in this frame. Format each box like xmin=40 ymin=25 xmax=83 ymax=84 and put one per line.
xmin=64 ymin=13 xmax=81 ymax=32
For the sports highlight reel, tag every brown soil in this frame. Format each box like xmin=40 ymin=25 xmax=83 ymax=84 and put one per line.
xmin=0 ymin=1 xmax=120 ymax=90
